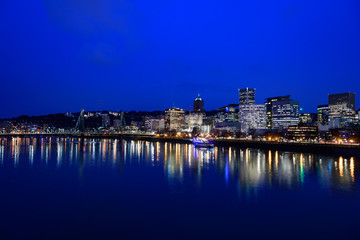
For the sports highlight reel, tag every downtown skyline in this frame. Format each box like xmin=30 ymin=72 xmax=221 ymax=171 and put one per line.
xmin=1 ymin=88 xmax=357 ymax=120
xmin=2 ymin=2 xmax=360 ymax=240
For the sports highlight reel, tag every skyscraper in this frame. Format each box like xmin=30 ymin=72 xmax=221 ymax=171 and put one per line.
xmin=164 ymin=108 xmax=185 ymax=131
xmin=272 ymin=99 xmax=299 ymax=129
xmin=216 ymin=104 xmax=238 ymax=122
xmin=239 ymin=88 xmax=255 ymax=105
xmin=264 ymin=95 xmax=291 ymax=129
xmin=317 ymin=104 xmax=329 ymax=125
xmin=238 ymin=104 xmax=266 ymax=133
xmin=328 ymin=92 xmax=355 ymax=119
xmin=102 ymin=114 xmax=111 ymax=128
xmin=193 ymin=94 xmax=204 ymax=112
xmin=113 ymin=119 xmax=121 ymax=130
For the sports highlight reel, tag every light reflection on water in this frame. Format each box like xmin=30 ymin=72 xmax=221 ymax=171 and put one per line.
xmin=0 ymin=137 xmax=358 ymax=195
xmin=1 ymin=136 xmax=360 ymax=239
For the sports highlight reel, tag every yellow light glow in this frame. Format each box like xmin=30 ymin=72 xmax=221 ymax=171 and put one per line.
xmin=339 ymin=156 xmax=343 ymax=177
xmin=350 ymin=157 xmax=354 ymax=182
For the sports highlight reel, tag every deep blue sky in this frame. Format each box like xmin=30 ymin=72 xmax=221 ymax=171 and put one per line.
xmin=1 ymin=0 xmax=360 ymax=118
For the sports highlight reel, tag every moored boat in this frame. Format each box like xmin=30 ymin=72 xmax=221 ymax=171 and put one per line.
xmin=193 ymin=138 xmax=214 ymax=148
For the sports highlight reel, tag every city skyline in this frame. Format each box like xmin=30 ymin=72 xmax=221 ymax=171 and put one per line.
xmin=0 ymin=88 xmax=360 ymax=119
xmin=2 ymin=2 xmax=360 ymax=239
xmin=1 ymin=89 xmax=357 ymax=119
xmin=1 ymin=0 xmax=360 ymax=118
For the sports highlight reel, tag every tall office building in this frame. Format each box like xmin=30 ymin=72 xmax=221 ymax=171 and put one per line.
xmin=265 ymin=95 xmax=291 ymax=129
xmin=164 ymin=108 xmax=185 ymax=131
xmin=193 ymin=94 xmax=204 ymax=112
xmin=113 ymin=119 xmax=120 ymax=129
xmin=266 ymin=96 xmax=299 ymax=129
xmin=317 ymin=104 xmax=329 ymax=125
xmin=238 ymin=104 xmax=266 ymax=133
xmin=149 ymin=119 xmax=165 ymax=132
xmin=328 ymin=92 xmax=355 ymax=119
xmin=185 ymin=113 xmax=203 ymax=130
xmin=239 ymin=88 xmax=255 ymax=105
xmin=216 ymin=104 xmax=238 ymax=122
xmin=102 ymin=114 xmax=111 ymax=128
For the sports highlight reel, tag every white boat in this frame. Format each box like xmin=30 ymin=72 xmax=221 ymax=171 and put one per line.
xmin=193 ymin=138 xmax=214 ymax=148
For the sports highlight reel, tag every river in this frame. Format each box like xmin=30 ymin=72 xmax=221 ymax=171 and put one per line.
xmin=0 ymin=137 xmax=359 ymax=239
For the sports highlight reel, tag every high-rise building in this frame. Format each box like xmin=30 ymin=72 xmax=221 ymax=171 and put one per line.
xmin=239 ymin=88 xmax=255 ymax=105
xmin=185 ymin=113 xmax=203 ymax=130
xmin=164 ymin=108 xmax=185 ymax=131
xmin=264 ymin=95 xmax=291 ymax=129
xmin=238 ymin=104 xmax=266 ymax=133
xmin=271 ymin=98 xmax=299 ymax=129
xmin=102 ymin=114 xmax=111 ymax=128
xmin=193 ymin=94 xmax=204 ymax=112
xmin=216 ymin=104 xmax=238 ymax=122
xmin=317 ymin=104 xmax=329 ymax=125
xmin=328 ymin=92 xmax=355 ymax=119
xmin=113 ymin=119 xmax=121 ymax=130
xmin=143 ymin=116 xmax=154 ymax=130
xmin=150 ymin=119 xmax=165 ymax=132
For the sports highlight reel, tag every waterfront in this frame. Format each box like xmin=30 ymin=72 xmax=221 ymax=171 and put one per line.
xmin=0 ymin=137 xmax=359 ymax=239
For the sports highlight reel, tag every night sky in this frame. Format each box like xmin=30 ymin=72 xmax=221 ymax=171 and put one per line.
xmin=1 ymin=0 xmax=360 ymax=118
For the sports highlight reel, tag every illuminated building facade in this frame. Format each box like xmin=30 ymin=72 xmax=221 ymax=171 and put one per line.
xmin=185 ymin=113 xmax=203 ymax=130
xmin=355 ymin=111 xmax=360 ymax=125
xmin=143 ymin=116 xmax=154 ymax=130
xmin=299 ymin=113 xmax=317 ymax=125
xmin=265 ymin=95 xmax=291 ymax=129
xmin=317 ymin=104 xmax=329 ymax=125
xmin=216 ymin=104 xmax=238 ymax=122
xmin=287 ymin=126 xmax=318 ymax=140
xmin=272 ymin=99 xmax=299 ymax=129
xmin=164 ymin=108 xmax=185 ymax=131
xmin=238 ymin=104 xmax=266 ymax=133
xmin=239 ymin=88 xmax=255 ymax=105
xmin=109 ymin=111 xmax=120 ymax=117
xmin=328 ymin=92 xmax=355 ymax=119
xmin=150 ymin=119 xmax=165 ymax=132
xmin=214 ymin=122 xmax=241 ymax=133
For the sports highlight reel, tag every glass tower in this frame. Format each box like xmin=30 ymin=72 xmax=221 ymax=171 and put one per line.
xmin=239 ymin=88 xmax=255 ymax=105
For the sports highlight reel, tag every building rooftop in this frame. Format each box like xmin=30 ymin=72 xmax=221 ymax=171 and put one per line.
xmin=265 ymin=95 xmax=291 ymax=101
xmin=195 ymin=94 xmax=202 ymax=101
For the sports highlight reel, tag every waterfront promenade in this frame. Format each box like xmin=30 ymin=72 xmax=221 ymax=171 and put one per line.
xmin=1 ymin=132 xmax=359 ymax=156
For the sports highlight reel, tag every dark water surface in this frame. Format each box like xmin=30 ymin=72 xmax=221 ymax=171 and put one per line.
xmin=0 ymin=137 xmax=359 ymax=239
